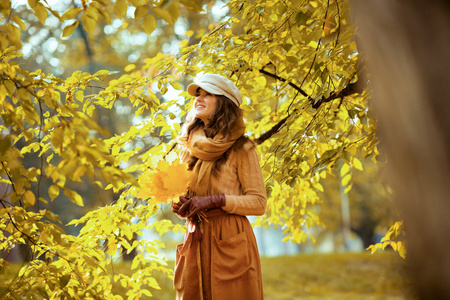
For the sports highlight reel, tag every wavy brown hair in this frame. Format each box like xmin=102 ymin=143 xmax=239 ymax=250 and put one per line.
xmin=178 ymin=94 xmax=251 ymax=175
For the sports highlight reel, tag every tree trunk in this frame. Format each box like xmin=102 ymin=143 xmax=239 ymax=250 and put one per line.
xmin=352 ymin=0 xmax=450 ymax=298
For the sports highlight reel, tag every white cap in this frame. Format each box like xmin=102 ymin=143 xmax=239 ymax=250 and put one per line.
xmin=187 ymin=73 xmax=243 ymax=107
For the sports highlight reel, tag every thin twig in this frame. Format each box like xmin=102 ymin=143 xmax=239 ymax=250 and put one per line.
xmin=334 ymin=0 xmax=341 ymax=47
xmin=36 ymin=98 xmax=45 ymax=210
xmin=259 ymin=68 xmax=313 ymax=102
xmin=1 ymin=161 xmax=22 ymax=207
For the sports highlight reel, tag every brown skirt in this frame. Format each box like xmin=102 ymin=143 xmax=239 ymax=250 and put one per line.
xmin=174 ymin=209 xmax=263 ymax=300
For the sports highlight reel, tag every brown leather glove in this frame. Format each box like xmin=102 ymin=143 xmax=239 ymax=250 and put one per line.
xmin=178 ymin=194 xmax=226 ymax=218
xmin=172 ymin=196 xmax=190 ymax=217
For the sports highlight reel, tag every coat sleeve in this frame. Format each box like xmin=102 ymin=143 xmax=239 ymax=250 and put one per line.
xmin=222 ymin=144 xmax=267 ymax=216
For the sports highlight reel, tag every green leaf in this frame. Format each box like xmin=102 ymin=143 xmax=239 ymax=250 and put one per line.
xmin=142 ymin=14 xmax=157 ymax=35
xmin=62 ymin=20 xmax=79 ymax=38
xmin=114 ymin=0 xmax=127 ymax=19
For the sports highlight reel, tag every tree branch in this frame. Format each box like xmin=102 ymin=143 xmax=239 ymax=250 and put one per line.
xmin=255 ymin=78 xmax=365 ymax=145
xmin=255 ymin=113 xmax=292 ymax=145
xmin=258 ymin=67 xmax=362 ymax=110
xmin=259 ymin=68 xmax=314 ymax=102
xmin=311 ymin=80 xmax=361 ymax=109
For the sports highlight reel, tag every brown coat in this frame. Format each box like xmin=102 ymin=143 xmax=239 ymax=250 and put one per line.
xmin=174 ymin=142 xmax=267 ymax=300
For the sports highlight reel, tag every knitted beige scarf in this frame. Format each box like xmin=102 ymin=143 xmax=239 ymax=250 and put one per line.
xmin=181 ymin=118 xmax=245 ymax=196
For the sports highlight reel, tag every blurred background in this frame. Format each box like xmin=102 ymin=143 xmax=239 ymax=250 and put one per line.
xmin=1 ymin=0 xmax=413 ymax=299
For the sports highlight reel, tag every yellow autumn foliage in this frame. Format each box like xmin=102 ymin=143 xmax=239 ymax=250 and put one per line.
xmin=136 ymin=158 xmax=190 ymax=203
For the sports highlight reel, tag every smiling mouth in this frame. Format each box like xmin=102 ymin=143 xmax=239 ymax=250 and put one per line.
xmin=196 ymin=105 xmax=205 ymax=109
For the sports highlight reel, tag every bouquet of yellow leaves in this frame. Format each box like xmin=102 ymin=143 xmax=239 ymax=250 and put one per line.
xmin=136 ymin=156 xmax=190 ymax=203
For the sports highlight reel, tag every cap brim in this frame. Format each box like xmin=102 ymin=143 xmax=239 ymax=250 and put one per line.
xmin=187 ymin=82 xmax=224 ymax=97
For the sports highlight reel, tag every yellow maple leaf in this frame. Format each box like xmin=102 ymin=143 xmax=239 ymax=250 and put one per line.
xmin=136 ymin=157 xmax=190 ymax=203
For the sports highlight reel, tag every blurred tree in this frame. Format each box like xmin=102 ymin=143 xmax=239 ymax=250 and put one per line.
xmin=353 ymin=0 xmax=450 ymax=297
xmin=319 ymin=155 xmax=397 ymax=249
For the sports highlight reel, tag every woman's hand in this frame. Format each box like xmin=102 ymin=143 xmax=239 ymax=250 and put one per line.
xmin=172 ymin=196 xmax=190 ymax=217
xmin=178 ymin=194 xmax=226 ymax=218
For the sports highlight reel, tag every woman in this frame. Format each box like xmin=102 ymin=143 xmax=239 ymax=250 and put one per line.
xmin=171 ymin=73 xmax=267 ymax=300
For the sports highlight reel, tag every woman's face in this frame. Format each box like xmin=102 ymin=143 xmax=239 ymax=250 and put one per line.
xmin=194 ymin=88 xmax=217 ymax=124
